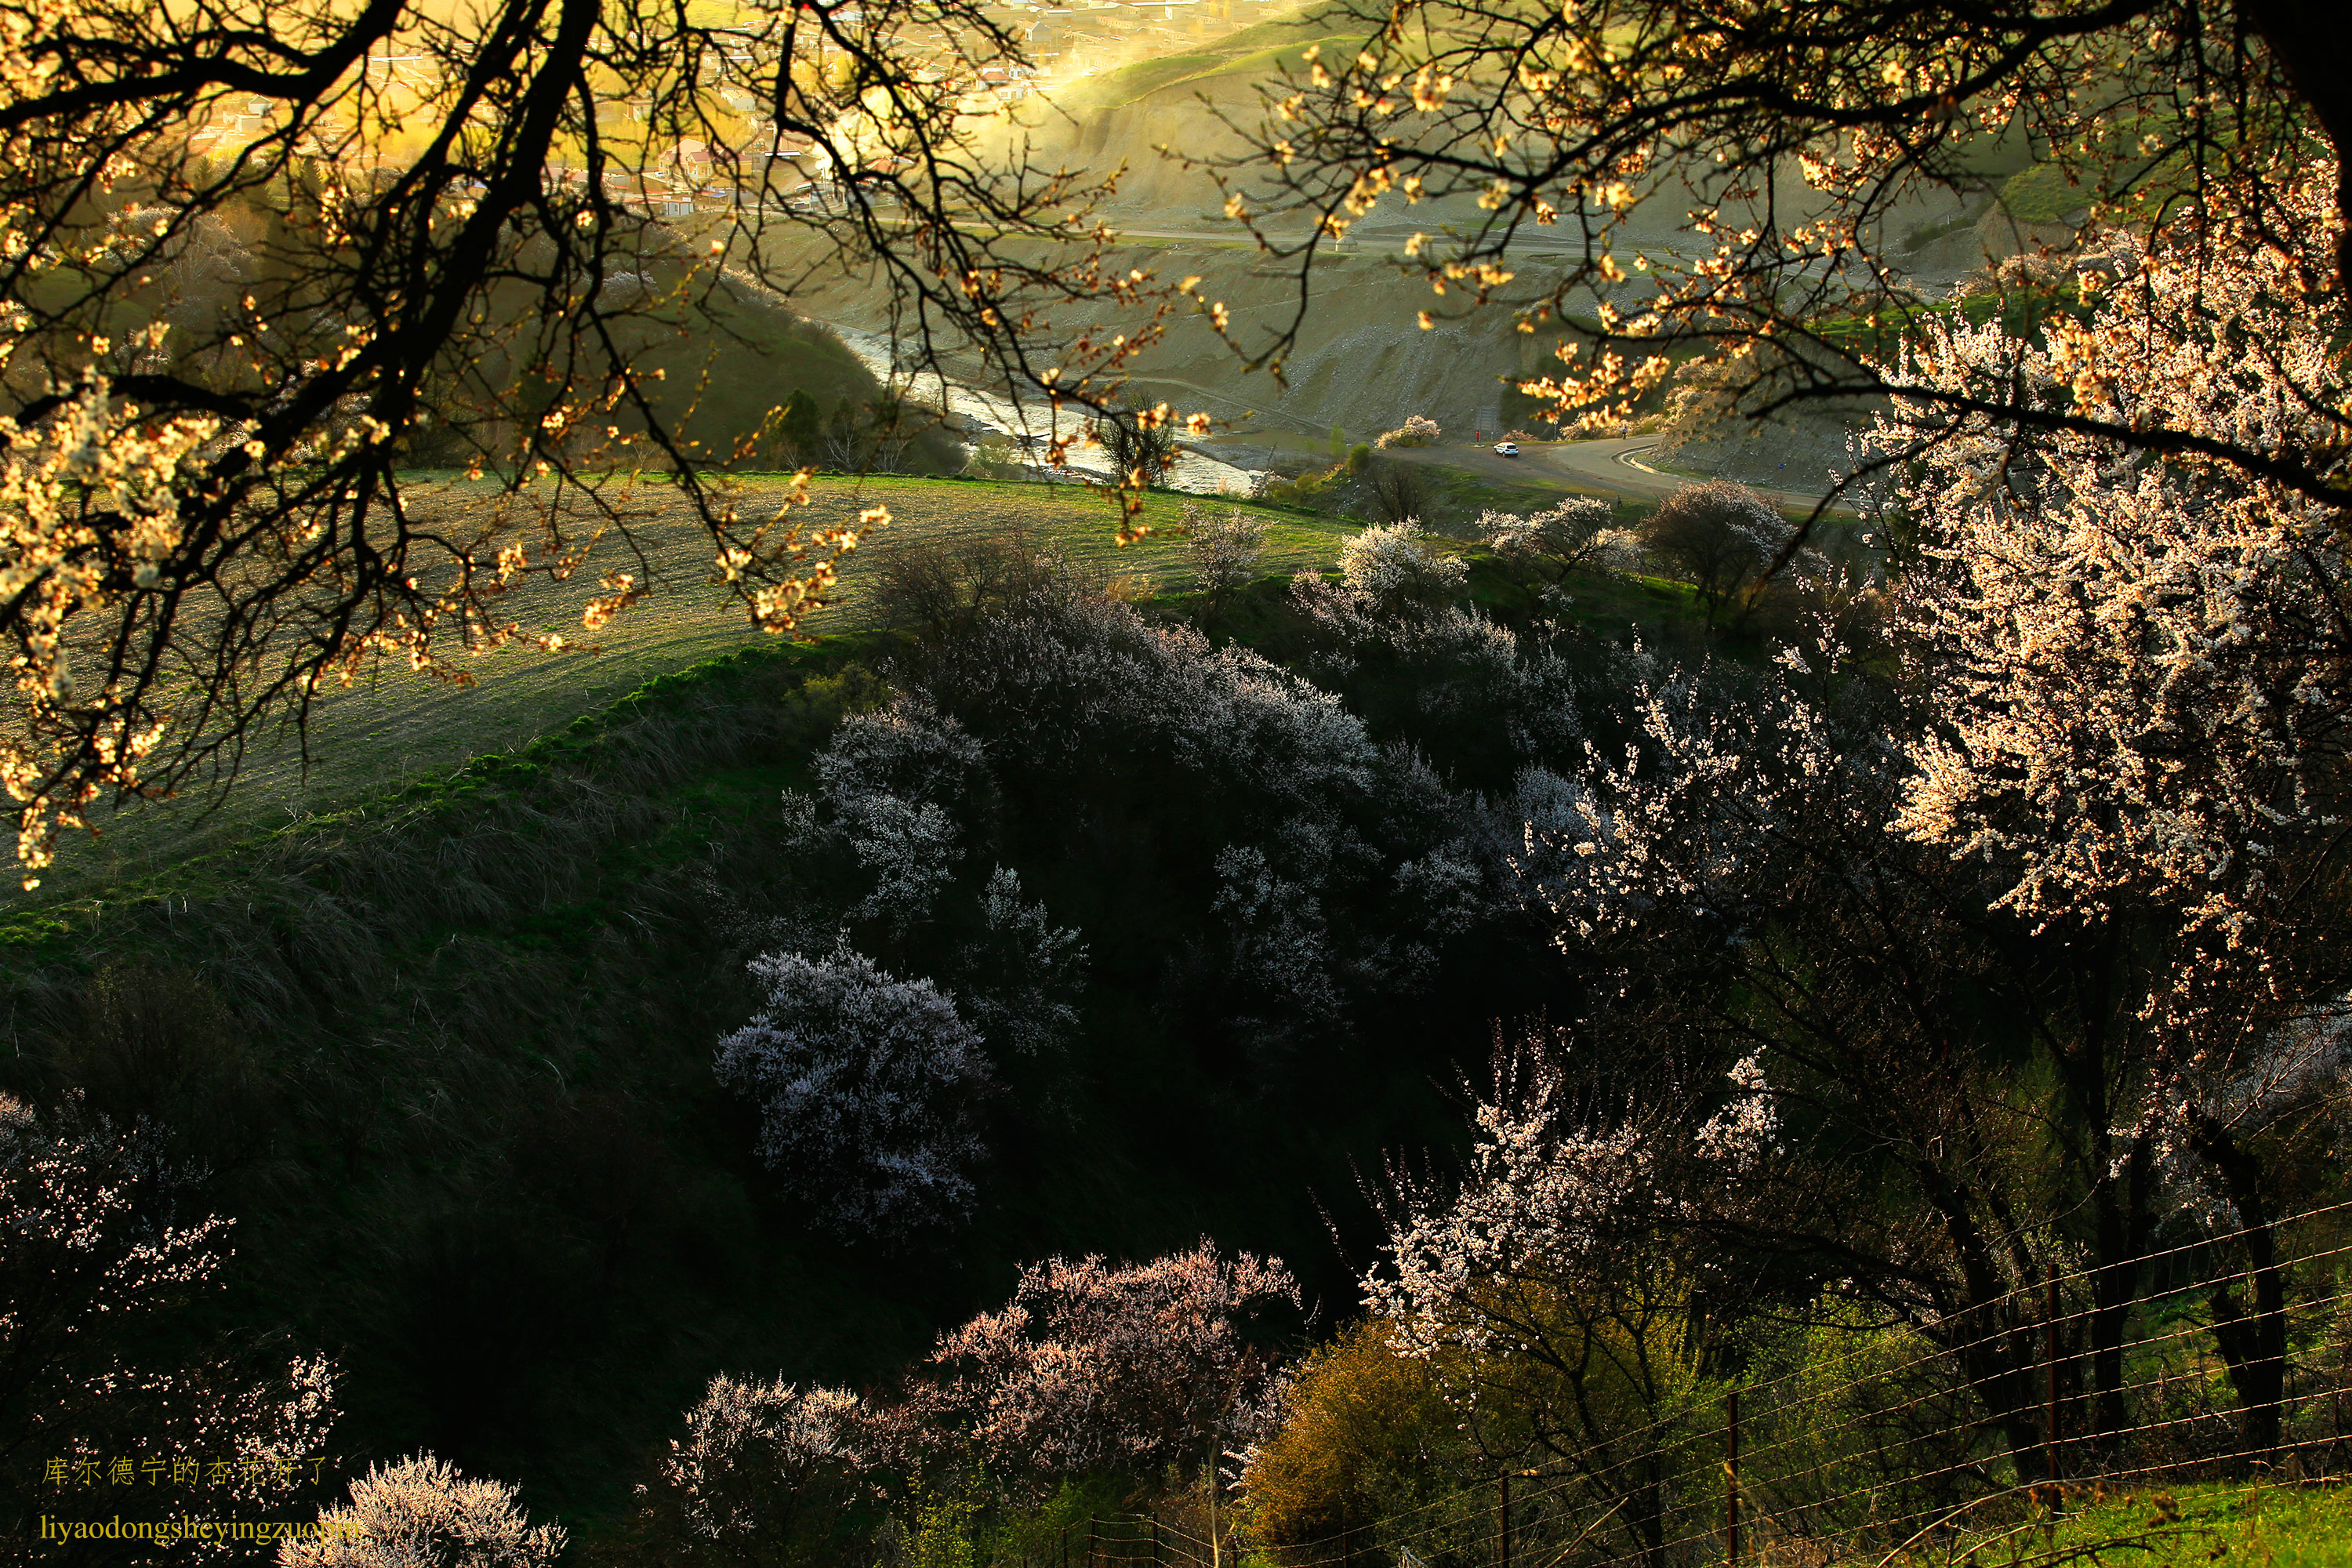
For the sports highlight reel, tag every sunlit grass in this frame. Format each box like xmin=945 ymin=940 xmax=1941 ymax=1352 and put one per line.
xmin=26 ymin=473 xmax=1351 ymax=905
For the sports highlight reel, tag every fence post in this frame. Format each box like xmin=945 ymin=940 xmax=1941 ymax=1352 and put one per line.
xmin=2046 ymin=1263 xmax=2063 ymax=1515
xmin=1152 ymin=1519 xmax=1162 ymax=1568
xmin=1209 ymin=1443 xmax=1221 ymax=1568
xmin=1498 ymin=1469 xmax=1512 ymax=1568
xmin=1725 ymin=1387 xmax=1741 ymax=1566
xmin=1089 ymin=1515 xmax=1098 ymax=1568
xmin=1062 ymin=1527 xmax=1070 ymax=1568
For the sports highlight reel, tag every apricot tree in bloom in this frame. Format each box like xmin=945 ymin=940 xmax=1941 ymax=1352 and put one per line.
xmin=1877 ymin=176 xmax=2352 ymax=958
xmin=1222 ymin=0 xmax=2350 ymax=513
xmin=911 ymin=593 xmax=1377 ymax=810
xmin=905 ymin=1243 xmax=1301 ymax=1490
xmin=1330 ymin=521 xmax=1467 ymax=615
xmin=0 ymin=0 xmax=1195 ymax=884
xmin=2 ymin=1094 xmax=338 ymax=1561
xmin=632 ymin=1377 xmax=867 ymax=1567
xmin=1183 ymin=504 xmax=1269 ymax=614
xmin=714 ymin=949 xmax=993 ymax=1240
xmin=281 ymin=1454 xmax=563 ymax=1568
xmin=1359 ymin=1040 xmax=1741 ymax=1561
xmin=1483 ymin=499 xmax=1631 ymax=583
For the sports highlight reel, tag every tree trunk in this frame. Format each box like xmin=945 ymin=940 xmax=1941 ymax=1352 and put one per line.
xmin=2189 ymin=1116 xmax=2288 ymax=1461
xmin=2244 ymin=0 xmax=2352 ymax=288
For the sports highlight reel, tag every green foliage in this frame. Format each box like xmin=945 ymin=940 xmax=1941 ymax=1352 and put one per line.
xmin=897 ymin=1475 xmax=985 ymax=1568
xmin=780 ymin=388 xmax=826 ymax=461
xmin=1998 ymin=160 xmax=2088 ymax=223
xmin=1241 ymin=1319 xmax=1473 ymax=1549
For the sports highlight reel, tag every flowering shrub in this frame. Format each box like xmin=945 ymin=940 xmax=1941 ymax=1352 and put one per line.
xmin=631 ymin=1377 xmax=867 ymax=1566
xmin=815 ymin=698 xmax=989 ymax=811
xmin=280 ymin=1454 xmax=563 ymax=1568
xmin=912 ymin=593 xmax=1377 ymax=809
xmin=1182 ymin=504 xmax=1269 ymax=605
xmin=1482 ymin=499 xmax=1630 ymax=579
xmin=714 ymin=949 xmax=994 ymax=1240
xmin=902 ymin=1243 xmax=1300 ymax=1490
xmin=1373 ymin=415 xmax=1443 ymax=448
xmin=2 ymin=1094 xmax=339 ymax=1561
xmin=844 ymin=793 xmax=963 ymax=934
xmin=1334 ymin=521 xmax=1466 ymax=612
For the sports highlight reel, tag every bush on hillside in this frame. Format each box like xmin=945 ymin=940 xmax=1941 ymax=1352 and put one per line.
xmin=281 ymin=1454 xmax=564 ymax=1568
xmin=713 ymin=949 xmax=994 ymax=1240
xmin=628 ymin=1377 xmax=868 ymax=1568
xmin=1373 ymin=415 xmax=1442 ymax=449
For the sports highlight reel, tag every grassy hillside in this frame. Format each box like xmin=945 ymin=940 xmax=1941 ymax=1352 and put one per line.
xmin=0 ymin=555 xmax=1582 ymax=1535
xmin=25 ymin=475 xmax=1352 ymax=906
xmin=1058 ymin=9 xmax=1367 ymax=112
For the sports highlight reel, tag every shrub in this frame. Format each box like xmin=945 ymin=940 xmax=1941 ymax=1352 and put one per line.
xmin=910 ymin=593 xmax=1377 ymax=809
xmin=1482 ymin=498 xmax=1628 ymax=580
xmin=1240 ymin=1319 xmax=1466 ymax=1549
xmin=630 ymin=1377 xmax=867 ymax=1568
xmin=713 ymin=949 xmax=994 ymax=1240
xmin=1335 ymin=522 xmax=1467 ymax=612
xmin=1181 ymin=504 xmax=1269 ymax=612
xmin=1373 ymin=415 xmax=1442 ymax=449
xmin=280 ymin=1454 xmax=563 ymax=1568
xmin=901 ymin=1243 xmax=1301 ymax=1493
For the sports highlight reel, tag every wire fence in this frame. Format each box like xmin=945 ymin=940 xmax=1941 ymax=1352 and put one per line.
xmin=1014 ymin=1200 xmax=2352 ymax=1568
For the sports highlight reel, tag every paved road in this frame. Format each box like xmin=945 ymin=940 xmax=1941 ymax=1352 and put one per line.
xmin=1381 ymin=437 xmax=1848 ymax=513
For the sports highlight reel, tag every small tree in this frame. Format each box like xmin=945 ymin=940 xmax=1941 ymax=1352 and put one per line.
xmin=1374 ymin=415 xmax=1443 ymax=449
xmin=1363 ymin=456 xmax=1432 ymax=524
xmin=1336 ymin=521 xmax=1468 ymax=614
xmin=1639 ymin=481 xmax=1792 ymax=622
xmin=713 ymin=949 xmax=994 ymax=1240
xmin=1182 ymin=504 xmax=1269 ymax=616
xmin=280 ymin=1454 xmax=564 ymax=1568
xmin=1483 ymin=498 xmax=1625 ymax=582
xmin=630 ymin=1378 xmax=867 ymax=1568
xmin=903 ymin=1243 xmax=1301 ymax=1493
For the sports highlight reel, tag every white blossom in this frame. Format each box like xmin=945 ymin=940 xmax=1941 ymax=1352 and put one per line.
xmin=903 ymin=1243 xmax=1300 ymax=1486
xmin=1334 ymin=521 xmax=1468 ymax=612
xmin=714 ymin=949 xmax=994 ymax=1239
xmin=279 ymin=1454 xmax=563 ymax=1568
xmin=652 ymin=1377 xmax=866 ymax=1545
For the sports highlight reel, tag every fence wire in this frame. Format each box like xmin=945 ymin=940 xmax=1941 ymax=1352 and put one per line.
xmin=1014 ymin=1200 xmax=2352 ymax=1568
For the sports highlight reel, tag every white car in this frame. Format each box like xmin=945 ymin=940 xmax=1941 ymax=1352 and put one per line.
xmin=1493 ymin=441 xmax=1520 ymax=456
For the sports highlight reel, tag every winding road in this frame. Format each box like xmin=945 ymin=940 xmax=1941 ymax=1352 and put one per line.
xmin=1377 ymin=435 xmax=1852 ymax=513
